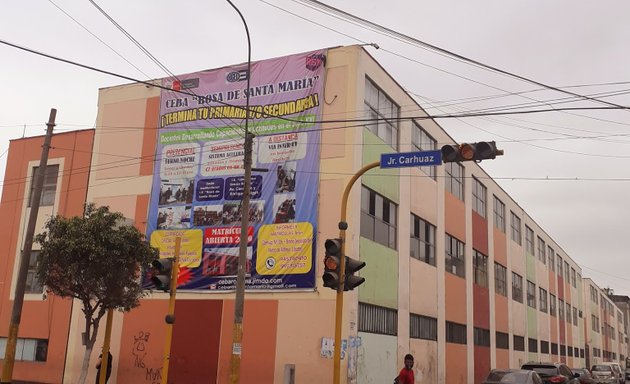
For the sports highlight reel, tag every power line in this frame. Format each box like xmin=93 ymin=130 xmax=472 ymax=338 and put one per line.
xmin=47 ymin=0 xmax=150 ymax=78
xmin=261 ymin=0 xmax=630 ymax=129
xmin=2 ymin=38 xmax=628 ymax=129
xmin=291 ymin=0 xmax=630 ymax=111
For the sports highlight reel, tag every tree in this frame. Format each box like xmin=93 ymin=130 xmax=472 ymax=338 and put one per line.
xmin=35 ymin=204 xmax=159 ymax=384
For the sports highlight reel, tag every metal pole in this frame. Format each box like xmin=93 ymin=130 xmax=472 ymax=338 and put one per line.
xmin=160 ymin=236 xmax=181 ymax=384
xmin=333 ymin=161 xmax=380 ymax=384
xmin=98 ymin=308 xmax=114 ymax=384
xmin=226 ymin=1 xmax=252 ymax=383
xmin=1 ymin=108 xmax=57 ymax=384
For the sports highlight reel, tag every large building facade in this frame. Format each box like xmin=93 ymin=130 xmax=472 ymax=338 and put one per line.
xmin=0 ymin=45 xmax=627 ymax=383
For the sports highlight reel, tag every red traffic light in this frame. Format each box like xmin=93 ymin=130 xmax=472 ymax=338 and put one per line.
xmin=441 ymin=141 xmax=503 ymax=163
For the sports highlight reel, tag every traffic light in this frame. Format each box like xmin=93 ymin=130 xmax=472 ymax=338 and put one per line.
xmin=441 ymin=141 xmax=504 ymax=163
xmin=151 ymin=258 xmax=173 ymax=292
xmin=322 ymin=238 xmax=342 ymax=290
xmin=343 ymin=257 xmax=366 ymax=291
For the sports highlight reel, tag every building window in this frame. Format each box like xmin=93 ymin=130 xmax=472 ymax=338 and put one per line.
xmin=494 ymin=263 xmax=507 ymax=296
xmin=28 ymin=164 xmax=59 ymax=207
xmin=590 ymin=286 xmax=599 ymax=304
xmin=541 ymin=340 xmax=550 ymax=354
xmin=512 ymin=272 xmax=523 ymax=303
xmin=474 ymin=328 xmax=490 ymax=347
xmin=567 ymin=346 xmax=573 ymax=357
xmin=559 ymin=299 xmax=565 ymax=320
xmin=560 ymin=345 xmax=566 ymax=356
xmin=528 ymin=338 xmax=538 ymax=353
xmin=571 ymin=268 xmax=576 ymax=288
xmin=581 ymin=349 xmax=585 ymax=358
xmin=358 ymin=302 xmax=397 ymax=336
xmin=565 ymin=302 xmax=571 ymax=321
xmin=572 ymin=307 xmax=578 ymax=326
xmin=510 ymin=212 xmax=521 ymax=245
xmin=539 ymin=288 xmax=548 ymax=313
xmin=564 ymin=261 xmax=570 ymax=281
xmin=361 ymin=186 xmax=397 ymax=249
xmin=445 ymin=234 xmax=465 ymax=278
xmin=472 ymin=178 xmax=487 ymax=218
xmin=550 ymin=294 xmax=557 ymax=317
xmin=410 ymin=314 xmax=437 ymax=340
xmin=525 ymin=226 xmax=534 ymax=255
xmin=445 ymin=162 xmax=464 ymax=201
xmin=513 ymin=335 xmax=525 ymax=351
xmin=412 ymin=123 xmax=436 ymax=179
xmin=25 ymin=250 xmax=42 ymax=294
xmin=591 ymin=315 xmax=599 ymax=332
xmin=557 ymin=256 xmax=563 ymax=277
xmin=446 ymin=321 xmax=467 ymax=344
xmin=473 ymin=250 xmax=488 ymax=287
xmin=410 ymin=214 xmax=435 ymax=266
xmin=496 ymin=332 xmax=509 ymax=349
xmin=548 ymin=246 xmax=555 ymax=271
xmin=493 ymin=196 xmax=505 ymax=233
xmin=527 ymin=280 xmax=536 ymax=308
xmin=551 ymin=343 xmax=558 ymax=355
xmin=537 ymin=237 xmax=546 ymax=264
xmin=364 ymin=78 xmax=399 ymax=148
xmin=0 ymin=338 xmax=48 ymax=362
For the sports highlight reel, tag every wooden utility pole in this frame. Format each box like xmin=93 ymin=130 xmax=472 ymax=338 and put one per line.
xmin=1 ymin=108 xmax=56 ymax=384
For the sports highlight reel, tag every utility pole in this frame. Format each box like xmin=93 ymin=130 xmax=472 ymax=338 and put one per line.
xmin=1 ymin=108 xmax=56 ymax=384
xmin=226 ymin=1 xmax=252 ymax=383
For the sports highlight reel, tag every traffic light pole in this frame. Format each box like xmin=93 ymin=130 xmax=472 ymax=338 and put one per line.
xmin=161 ymin=236 xmax=181 ymax=384
xmin=333 ymin=160 xmax=379 ymax=384
xmin=98 ymin=308 xmax=114 ymax=384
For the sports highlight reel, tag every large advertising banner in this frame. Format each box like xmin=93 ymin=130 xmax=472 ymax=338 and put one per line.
xmin=147 ymin=49 xmax=327 ymax=291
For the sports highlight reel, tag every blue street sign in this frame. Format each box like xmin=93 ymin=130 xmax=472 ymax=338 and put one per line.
xmin=380 ymin=150 xmax=442 ymax=169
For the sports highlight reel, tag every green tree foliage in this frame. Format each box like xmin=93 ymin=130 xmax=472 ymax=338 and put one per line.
xmin=35 ymin=203 xmax=158 ymax=384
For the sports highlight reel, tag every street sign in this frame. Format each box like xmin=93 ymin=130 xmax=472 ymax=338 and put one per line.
xmin=380 ymin=150 xmax=442 ymax=169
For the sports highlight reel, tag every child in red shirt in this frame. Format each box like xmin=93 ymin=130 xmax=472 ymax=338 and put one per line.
xmin=397 ymin=354 xmax=414 ymax=384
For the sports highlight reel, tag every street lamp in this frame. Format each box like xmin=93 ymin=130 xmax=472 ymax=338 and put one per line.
xmin=225 ymin=1 xmax=253 ymax=384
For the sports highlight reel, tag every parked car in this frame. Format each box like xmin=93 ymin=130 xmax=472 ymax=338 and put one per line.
xmin=571 ymin=368 xmax=595 ymax=384
xmin=625 ymin=367 xmax=630 ymax=381
xmin=521 ymin=362 xmax=580 ymax=384
xmin=590 ymin=364 xmax=618 ymax=384
xmin=483 ymin=369 xmax=543 ymax=384
xmin=604 ymin=363 xmax=624 ymax=384
xmin=597 ymin=363 xmax=623 ymax=384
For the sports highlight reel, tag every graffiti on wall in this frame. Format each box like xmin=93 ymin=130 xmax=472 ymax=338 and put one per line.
xmin=130 ymin=330 xmax=162 ymax=384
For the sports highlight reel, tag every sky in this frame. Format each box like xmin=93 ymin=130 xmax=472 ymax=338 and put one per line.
xmin=2 ymin=0 xmax=630 ymax=294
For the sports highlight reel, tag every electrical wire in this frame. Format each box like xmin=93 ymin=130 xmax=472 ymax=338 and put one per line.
xmin=260 ymin=0 xmax=630 ymax=130
xmin=291 ymin=0 xmax=630 ymax=111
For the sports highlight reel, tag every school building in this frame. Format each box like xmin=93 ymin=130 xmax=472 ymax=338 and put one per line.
xmin=0 ymin=45 xmax=626 ymax=383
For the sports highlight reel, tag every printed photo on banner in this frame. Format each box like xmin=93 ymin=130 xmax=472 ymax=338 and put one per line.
xmin=273 ymin=193 xmax=296 ymax=224
xmin=193 ymin=204 xmax=223 ymax=226
xmin=159 ymin=178 xmax=195 ymax=205
xmin=157 ymin=206 xmax=192 ymax=229
xmin=221 ymin=201 xmax=265 ymax=225
xmin=202 ymin=246 xmax=252 ymax=277
xmin=275 ymin=161 xmax=296 ymax=194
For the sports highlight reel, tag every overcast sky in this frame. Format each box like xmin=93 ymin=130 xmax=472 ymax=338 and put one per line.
xmin=2 ymin=0 xmax=630 ymax=294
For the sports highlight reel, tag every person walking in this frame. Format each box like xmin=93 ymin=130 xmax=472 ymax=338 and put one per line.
xmin=396 ymin=354 xmax=414 ymax=384
xmin=95 ymin=351 xmax=113 ymax=384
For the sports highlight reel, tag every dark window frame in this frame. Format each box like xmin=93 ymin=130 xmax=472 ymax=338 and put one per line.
xmin=410 ymin=214 xmax=436 ymax=266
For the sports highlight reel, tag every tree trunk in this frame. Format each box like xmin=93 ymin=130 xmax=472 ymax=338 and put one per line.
xmin=78 ymin=341 xmax=93 ymax=384
xmin=77 ymin=310 xmax=101 ymax=384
